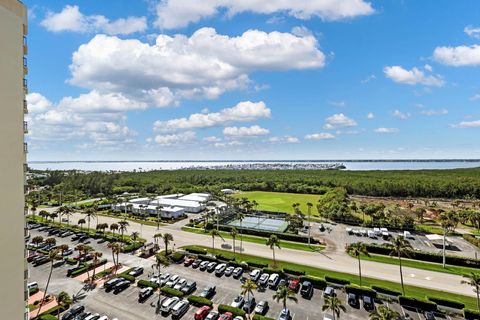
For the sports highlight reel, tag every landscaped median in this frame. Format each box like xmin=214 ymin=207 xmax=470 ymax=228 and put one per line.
xmin=181 ymin=226 xmax=324 ymax=252
xmin=181 ymin=245 xmax=479 ymax=311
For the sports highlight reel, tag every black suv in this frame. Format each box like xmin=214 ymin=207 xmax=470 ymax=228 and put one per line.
xmin=300 ymin=281 xmax=313 ymax=299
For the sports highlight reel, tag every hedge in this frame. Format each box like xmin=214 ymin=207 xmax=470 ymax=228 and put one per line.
xmin=118 ymin=274 xmax=135 ymax=282
xmin=170 ymin=252 xmax=186 ymax=263
xmin=216 ymin=224 xmax=319 ymax=244
xmin=465 ymin=309 xmax=480 ymax=320
xmin=299 ymin=276 xmax=327 ymax=290
xmin=137 ymin=280 xmax=159 ymax=289
xmin=253 ymin=315 xmax=275 ymax=320
xmin=198 ymin=254 xmax=218 ymax=262
xmin=29 ymin=287 xmax=39 ymax=296
xmin=363 ymin=243 xmax=480 ymax=268
xmin=122 ymin=242 xmax=143 ymax=253
xmin=187 ymin=295 xmax=213 ymax=307
xmin=371 ymin=285 xmax=402 ymax=297
xmin=282 ymin=268 xmax=305 ymax=276
xmin=227 ymin=261 xmax=243 ymax=268
xmin=65 ymin=258 xmax=77 ymax=265
xmin=398 ymin=296 xmax=437 ymax=311
xmin=325 ymin=276 xmax=350 ymax=286
xmin=38 ymin=315 xmax=57 ymax=320
xmin=217 ymin=254 xmax=235 ymax=262
xmin=217 ymin=304 xmax=246 ymax=317
xmin=345 ymin=285 xmax=377 ymax=298
xmin=427 ymin=297 xmax=465 ymax=310
xmin=185 ymin=247 xmax=208 ymax=255
xmin=69 ymin=259 xmax=107 ymax=277
xmin=262 ymin=268 xmax=284 ymax=278
xmin=248 ymin=261 xmax=268 ymax=269
xmin=463 ymin=234 xmax=480 ymax=249
xmin=160 ymin=287 xmax=184 ymax=297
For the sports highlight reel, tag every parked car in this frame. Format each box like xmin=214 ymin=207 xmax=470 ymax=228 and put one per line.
xmin=194 ymin=305 xmax=212 ymax=320
xmin=174 ymin=278 xmax=187 ymax=291
xmin=424 ymin=311 xmax=436 ymax=320
xmin=254 ymin=300 xmax=269 ymax=315
xmin=200 ymin=286 xmax=216 ymax=299
xmin=97 ymin=316 xmax=109 ymax=320
xmin=79 ymin=254 xmax=93 ymax=262
xmin=288 ymin=279 xmax=300 ymax=292
xmin=113 ymin=280 xmax=131 ymax=293
xmin=27 ymin=253 xmax=40 ymax=262
xmin=67 ymin=265 xmax=84 ymax=277
xmin=61 ymin=249 xmax=73 ymax=256
xmin=300 ymin=281 xmax=313 ymax=299
xmin=249 ymin=269 xmax=262 ymax=282
xmin=233 ymin=317 xmax=243 ymax=320
xmin=161 ymin=296 xmax=180 ymax=314
xmin=181 ymin=281 xmax=197 ymax=295
xmin=199 ymin=261 xmax=209 ymax=271
xmin=84 ymin=314 xmax=100 ymax=320
xmin=224 ymin=266 xmax=235 ymax=277
xmin=205 ymin=311 xmax=220 ymax=320
xmin=128 ymin=267 xmax=144 ymax=277
xmin=231 ymin=295 xmax=245 ymax=308
xmin=207 ymin=261 xmax=217 ymax=272
xmin=232 ymin=267 xmax=243 ymax=279
xmin=243 ymin=296 xmax=256 ymax=313
xmin=61 ymin=304 xmax=85 ymax=320
xmin=258 ymin=273 xmax=269 ymax=287
xmin=278 ymin=279 xmax=287 ymax=288
xmin=33 ymin=256 xmax=50 ymax=267
xmin=347 ymin=293 xmax=359 ymax=307
xmin=27 ymin=282 xmax=39 ymax=291
xmin=97 ymin=238 xmax=107 ymax=244
xmin=323 ymin=314 xmax=334 ymax=320
xmin=184 ymin=257 xmax=195 ymax=267
xmin=363 ymin=296 xmax=375 ymax=311
xmin=171 ymin=299 xmax=189 ymax=317
xmin=268 ymin=273 xmax=280 ymax=289
xmin=138 ymin=287 xmax=154 ymax=301
xmin=159 ymin=273 xmax=171 ymax=286
xmin=278 ymin=308 xmax=291 ymax=320
xmin=215 ymin=263 xmax=227 ymax=276
xmin=323 ymin=286 xmax=335 ymax=297
xmin=192 ymin=259 xmax=202 ymax=268
xmin=219 ymin=312 xmax=233 ymax=320
xmin=149 ymin=275 xmax=160 ymax=284
xmin=165 ymin=274 xmax=180 ymax=287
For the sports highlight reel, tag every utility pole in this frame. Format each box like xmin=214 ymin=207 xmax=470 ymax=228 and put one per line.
xmin=307 ymin=202 xmax=312 ymax=247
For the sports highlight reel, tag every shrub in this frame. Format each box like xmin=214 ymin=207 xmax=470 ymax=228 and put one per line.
xmin=38 ymin=315 xmax=57 ymax=320
xmin=464 ymin=309 xmax=480 ymax=320
xmin=252 ymin=315 xmax=275 ymax=320
xmin=118 ymin=274 xmax=136 ymax=282
xmin=185 ymin=247 xmax=207 ymax=255
xmin=216 ymin=225 xmax=319 ymax=244
xmin=248 ymin=261 xmax=268 ymax=269
xmin=299 ymin=275 xmax=327 ymax=290
xmin=427 ymin=297 xmax=464 ymax=310
xmin=217 ymin=254 xmax=235 ymax=262
xmin=262 ymin=268 xmax=284 ymax=278
xmin=227 ymin=261 xmax=242 ymax=268
xmin=282 ymin=267 xmax=305 ymax=276
xmin=170 ymin=252 xmax=186 ymax=263
xmin=345 ymin=285 xmax=377 ymax=298
xmin=137 ymin=280 xmax=159 ymax=289
xmin=198 ymin=254 xmax=218 ymax=262
xmin=325 ymin=276 xmax=350 ymax=286
xmin=65 ymin=258 xmax=77 ymax=265
xmin=217 ymin=304 xmax=246 ymax=317
xmin=463 ymin=234 xmax=480 ymax=248
xmin=398 ymin=296 xmax=437 ymax=311
xmin=160 ymin=287 xmax=184 ymax=297
xmin=29 ymin=287 xmax=39 ymax=296
xmin=187 ymin=295 xmax=213 ymax=307
xmin=371 ymin=285 xmax=401 ymax=297
xmin=122 ymin=242 xmax=143 ymax=253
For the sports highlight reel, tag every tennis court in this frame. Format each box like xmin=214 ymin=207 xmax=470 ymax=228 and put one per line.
xmin=228 ymin=216 xmax=289 ymax=233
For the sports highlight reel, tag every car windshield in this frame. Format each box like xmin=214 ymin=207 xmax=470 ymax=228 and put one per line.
xmin=234 ymin=296 xmax=242 ymax=302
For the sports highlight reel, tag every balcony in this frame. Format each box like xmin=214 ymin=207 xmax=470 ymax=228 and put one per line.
xmin=23 ymin=36 xmax=28 ymax=55
xmin=23 ymin=78 xmax=28 ymax=94
xmin=23 ymin=142 xmax=28 ymax=153
xmin=23 ymin=57 xmax=28 ymax=75
xmin=23 ymin=23 xmax=27 ymax=36
xmin=23 ymin=100 xmax=28 ymax=114
xmin=23 ymin=121 xmax=28 ymax=134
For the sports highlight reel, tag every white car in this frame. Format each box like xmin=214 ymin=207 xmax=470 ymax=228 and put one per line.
xmin=149 ymin=275 xmax=160 ymax=283
xmin=161 ymin=296 xmax=180 ymax=313
xmin=171 ymin=299 xmax=189 ymax=317
xmin=165 ymin=274 xmax=180 ymax=287
xmin=249 ymin=269 xmax=262 ymax=281
xmin=173 ymin=278 xmax=187 ymax=290
xmin=159 ymin=273 xmax=170 ymax=286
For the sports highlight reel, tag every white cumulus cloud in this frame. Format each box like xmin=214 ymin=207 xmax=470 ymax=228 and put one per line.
xmin=450 ymin=120 xmax=480 ymax=128
xmin=323 ymin=113 xmax=357 ymax=129
xmin=393 ymin=110 xmax=411 ymax=120
xmin=374 ymin=127 xmax=399 ymax=134
xmin=420 ymin=108 xmax=448 ymax=116
xmin=41 ymin=5 xmax=147 ymax=35
xmin=384 ymin=66 xmax=444 ymax=86
xmin=433 ymin=45 xmax=480 ymax=67
xmin=464 ymin=25 xmax=480 ymax=39
xmin=305 ymin=133 xmax=335 ymax=140
xmin=366 ymin=112 xmax=375 ymax=119
xmin=153 ymin=101 xmax=270 ymax=132
xmin=154 ymin=0 xmax=375 ymax=29
xmin=223 ymin=125 xmax=269 ymax=137
xmin=154 ymin=131 xmax=196 ymax=146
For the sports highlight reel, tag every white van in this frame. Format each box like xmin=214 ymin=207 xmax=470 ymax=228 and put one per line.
xmin=367 ymin=230 xmax=376 ymax=238
xmin=97 ymin=316 xmax=109 ymax=320
xmin=27 ymin=282 xmax=38 ymax=290
xmin=268 ymin=273 xmax=280 ymax=289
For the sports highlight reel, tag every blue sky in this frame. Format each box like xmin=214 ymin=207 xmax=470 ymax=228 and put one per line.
xmin=24 ymin=0 xmax=480 ymax=160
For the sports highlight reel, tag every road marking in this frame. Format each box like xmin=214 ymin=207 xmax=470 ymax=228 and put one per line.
xmin=409 ymin=273 xmax=416 ymax=277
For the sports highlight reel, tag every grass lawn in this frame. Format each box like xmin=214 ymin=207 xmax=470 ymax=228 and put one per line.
xmin=96 ymin=212 xmax=166 ymax=227
xmin=182 ymin=245 xmax=478 ymax=310
xmin=233 ymin=191 xmax=322 ymax=215
xmin=357 ymin=253 xmax=479 ymax=277
xmin=416 ymin=224 xmax=461 ymax=236
xmin=181 ymin=227 xmax=324 ymax=252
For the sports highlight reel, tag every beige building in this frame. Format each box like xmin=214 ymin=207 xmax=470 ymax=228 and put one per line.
xmin=0 ymin=0 xmax=29 ymax=319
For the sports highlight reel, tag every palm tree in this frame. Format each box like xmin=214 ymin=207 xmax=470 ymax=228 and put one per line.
xmin=461 ymin=272 xmax=480 ymax=312
xmin=152 ymin=254 xmax=170 ymax=310
xmin=97 ymin=223 xmax=108 ymax=235
xmin=346 ymin=242 xmax=370 ymax=286
xmin=56 ymin=291 xmax=72 ymax=320
xmin=45 ymin=237 xmax=56 ymax=248
xmin=241 ymin=279 xmax=257 ymax=320
xmin=155 ymin=205 xmax=163 ymax=230
xmin=58 ymin=244 xmax=69 ymax=256
xmin=77 ymin=218 xmax=86 ymax=230
xmin=54 ymin=207 xmax=63 ymax=225
xmin=153 ymin=233 xmax=162 ymax=249
xmin=322 ymin=296 xmax=346 ymax=320
xmin=107 ymin=242 xmax=121 ymax=273
xmin=439 ymin=211 xmax=458 ymax=267
xmin=49 ymin=212 xmax=58 ymax=224
xmin=32 ymin=235 xmax=43 ymax=247
xmin=230 ymin=227 xmax=238 ymax=255
xmin=118 ymin=220 xmax=129 ymax=241
xmin=61 ymin=206 xmax=73 ymax=225
xmin=237 ymin=212 xmax=245 ymax=255
xmin=162 ymin=233 xmax=174 ymax=255
xmin=36 ymin=249 xmax=61 ymax=316
xmin=84 ymin=208 xmax=97 ymax=232
xmin=210 ymin=229 xmax=222 ymax=252
xmin=109 ymin=223 xmax=119 ymax=236
xmin=273 ymin=284 xmax=298 ymax=311
xmin=369 ymin=305 xmax=399 ymax=320
xmin=389 ymin=236 xmax=413 ymax=295
xmin=39 ymin=210 xmax=49 ymax=222
xmin=90 ymin=251 xmax=103 ymax=283
xmin=266 ymin=235 xmax=281 ymax=268
xmin=131 ymin=231 xmax=139 ymax=242
xmin=306 ymin=202 xmax=313 ymax=246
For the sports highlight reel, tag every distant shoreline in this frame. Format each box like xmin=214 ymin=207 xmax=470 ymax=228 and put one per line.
xmin=28 ymin=159 xmax=480 ymax=163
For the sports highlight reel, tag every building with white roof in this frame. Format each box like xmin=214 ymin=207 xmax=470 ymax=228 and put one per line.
xmin=113 ymin=192 xmax=209 ymax=214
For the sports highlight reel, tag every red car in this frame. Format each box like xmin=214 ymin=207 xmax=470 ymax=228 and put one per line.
xmin=288 ymin=279 xmax=300 ymax=292
xmin=194 ymin=306 xmax=212 ymax=320
xmin=184 ymin=257 xmax=195 ymax=267
xmin=219 ymin=312 xmax=233 ymax=320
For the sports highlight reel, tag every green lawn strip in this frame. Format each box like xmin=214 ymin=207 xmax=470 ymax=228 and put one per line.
xmin=181 ymin=227 xmax=324 ymax=252
xmin=415 ymin=224 xmax=461 ymax=236
xmin=356 ymin=253 xmax=479 ymax=277
xmin=96 ymin=212 xmax=165 ymax=227
xmin=233 ymin=191 xmax=322 ymax=215
xmin=181 ymin=245 xmax=478 ymax=310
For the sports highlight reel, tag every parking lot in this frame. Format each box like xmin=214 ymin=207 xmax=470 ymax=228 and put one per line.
xmin=28 ymin=226 xmax=463 ymax=320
